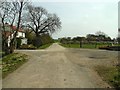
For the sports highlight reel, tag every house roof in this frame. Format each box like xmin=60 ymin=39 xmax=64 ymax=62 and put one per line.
xmin=10 ymin=25 xmax=24 ymax=32
xmin=2 ymin=31 xmax=12 ymax=38
xmin=3 ymin=23 xmax=24 ymax=32
xmin=2 ymin=23 xmax=25 ymax=38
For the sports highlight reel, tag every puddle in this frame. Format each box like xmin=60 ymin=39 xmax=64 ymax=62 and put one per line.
xmin=89 ymin=56 xmax=107 ymax=59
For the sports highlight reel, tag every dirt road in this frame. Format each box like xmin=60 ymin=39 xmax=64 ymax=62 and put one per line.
xmin=2 ymin=43 xmax=118 ymax=88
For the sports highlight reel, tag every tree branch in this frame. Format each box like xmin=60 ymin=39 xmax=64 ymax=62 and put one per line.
xmin=27 ymin=24 xmax=36 ymax=33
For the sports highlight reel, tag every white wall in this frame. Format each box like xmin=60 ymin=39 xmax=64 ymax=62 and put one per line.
xmin=8 ymin=32 xmax=26 ymax=47
xmin=21 ymin=38 xmax=27 ymax=45
xmin=8 ymin=36 xmax=11 ymax=47
xmin=16 ymin=32 xmax=25 ymax=38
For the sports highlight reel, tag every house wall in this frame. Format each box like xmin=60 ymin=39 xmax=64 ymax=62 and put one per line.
xmin=16 ymin=32 xmax=25 ymax=38
xmin=8 ymin=36 xmax=11 ymax=47
xmin=3 ymin=24 xmax=27 ymax=47
xmin=21 ymin=38 xmax=27 ymax=45
xmin=8 ymin=32 xmax=26 ymax=47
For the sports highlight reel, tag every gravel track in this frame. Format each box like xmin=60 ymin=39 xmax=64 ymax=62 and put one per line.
xmin=3 ymin=43 xmax=117 ymax=88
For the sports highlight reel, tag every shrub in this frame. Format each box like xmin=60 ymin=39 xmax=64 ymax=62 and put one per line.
xmin=99 ymin=46 xmax=120 ymax=51
xmin=28 ymin=44 xmax=37 ymax=49
xmin=20 ymin=44 xmax=37 ymax=49
xmin=99 ymin=46 xmax=109 ymax=50
xmin=16 ymin=38 xmax=22 ymax=48
xmin=32 ymin=34 xmax=54 ymax=48
xmin=33 ymin=36 xmax=42 ymax=48
xmin=2 ymin=53 xmax=28 ymax=78
xmin=25 ymin=30 xmax=36 ymax=44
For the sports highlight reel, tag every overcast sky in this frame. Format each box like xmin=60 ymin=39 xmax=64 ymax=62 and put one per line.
xmin=32 ymin=0 xmax=118 ymax=39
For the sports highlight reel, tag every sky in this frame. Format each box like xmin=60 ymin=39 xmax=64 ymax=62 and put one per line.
xmin=32 ymin=0 xmax=119 ymax=39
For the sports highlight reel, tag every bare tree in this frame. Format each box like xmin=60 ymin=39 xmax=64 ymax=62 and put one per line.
xmin=0 ymin=1 xmax=13 ymax=54
xmin=9 ymin=0 xmax=29 ymax=53
xmin=24 ymin=5 xmax=61 ymax=36
xmin=0 ymin=0 xmax=28 ymax=54
xmin=95 ymin=31 xmax=108 ymax=37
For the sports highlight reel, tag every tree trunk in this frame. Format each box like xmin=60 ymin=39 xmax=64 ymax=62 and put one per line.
xmin=95 ymin=42 xmax=97 ymax=48
xmin=2 ymin=38 xmax=10 ymax=55
xmin=4 ymin=42 xmax=9 ymax=55
xmin=9 ymin=1 xmax=23 ymax=53
xmin=9 ymin=44 xmax=15 ymax=53
xmin=9 ymin=37 xmax=16 ymax=53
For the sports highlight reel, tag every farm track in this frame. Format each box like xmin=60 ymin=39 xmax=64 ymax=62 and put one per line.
xmin=2 ymin=43 xmax=118 ymax=88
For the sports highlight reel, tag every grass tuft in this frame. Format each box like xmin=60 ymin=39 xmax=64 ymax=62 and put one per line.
xmin=94 ymin=65 xmax=120 ymax=88
xmin=60 ymin=43 xmax=97 ymax=49
xmin=2 ymin=53 xmax=28 ymax=78
xmin=38 ymin=43 xmax=52 ymax=49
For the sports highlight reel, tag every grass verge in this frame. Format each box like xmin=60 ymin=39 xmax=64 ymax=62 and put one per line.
xmin=60 ymin=43 xmax=98 ymax=49
xmin=59 ymin=43 xmax=119 ymax=49
xmin=2 ymin=53 xmax=28 ymax=78
xmin=94 ymin=65 xmax=120 ymax=88
xmin=38 ymin=43 xmax=52 ymax=49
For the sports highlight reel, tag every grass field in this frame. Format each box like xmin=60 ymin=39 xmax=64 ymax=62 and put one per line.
xmin=2 ymin=53 xmax=28 ymax=78
xmin=60 ymin=43 xmax=113 ymax=49
xmin=38 ymin=43 xmax=53 ymax=49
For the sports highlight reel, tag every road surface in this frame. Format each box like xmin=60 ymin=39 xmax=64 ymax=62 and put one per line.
xmin=3 ymin=43 xmax=118 ymax=88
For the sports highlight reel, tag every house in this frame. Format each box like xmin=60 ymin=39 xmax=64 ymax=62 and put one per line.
xmin=2 ymin=23 xmax=27 ymax=47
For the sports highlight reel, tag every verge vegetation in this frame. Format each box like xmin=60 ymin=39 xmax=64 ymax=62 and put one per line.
xmin=95 ymin=65 xmax=120 ymax=88
xmin=60 ymin=43 xmax=113 ymax=49
xmin=2 ymin=53 xmax=28 ymax=78
xmin=38 ymin=43 xmax=53 ymax=49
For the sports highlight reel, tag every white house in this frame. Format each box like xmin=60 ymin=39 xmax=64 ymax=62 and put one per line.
xmin=3 ymin=23 xmax=27 ymax=47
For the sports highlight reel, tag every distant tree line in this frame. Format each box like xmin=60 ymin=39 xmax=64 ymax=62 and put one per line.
xmin=60 ymin=31 xmax=118 ymax=48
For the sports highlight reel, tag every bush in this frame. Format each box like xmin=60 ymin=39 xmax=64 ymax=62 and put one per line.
xmin=99 ymin=46 xmax=120 ymax=51
xmin=16 ymin=38 xmax=22 ymax=48
xmin=99 ymin=46 xmax=109 ymax=50
xmin=32 ymin=34 xmax=54 ymax=48
xmin=2 ymin=53 xmax=28 ymax=78
xmin=20 ymin=44 xmax=37 ymax=49
xmin=33 ymin=36 xmax=42 ymax=48
xmin=25 ymin=31 xmax=36 ymax=45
